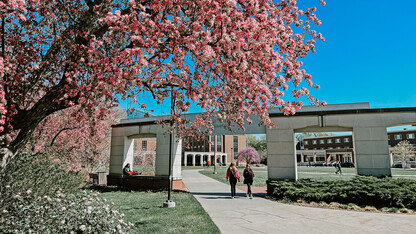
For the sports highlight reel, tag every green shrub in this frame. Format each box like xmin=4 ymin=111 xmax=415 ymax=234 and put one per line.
xmin=0 ymin=151 xmax=133 ymax=233
xmin=269 ymin=176 xmax=416 ymax=210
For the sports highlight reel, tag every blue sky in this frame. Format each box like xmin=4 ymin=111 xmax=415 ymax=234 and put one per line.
xmin=121 ymin=0 xmax=416 ymax=116
xmin=300 ymin=0 xmax=416 ymax=108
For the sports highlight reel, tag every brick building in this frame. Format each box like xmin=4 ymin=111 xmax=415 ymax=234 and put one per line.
xmin=297 ymin=129 xmax=416 ymax=165
xmin=182 ymin=135 xmax=246 ymax=166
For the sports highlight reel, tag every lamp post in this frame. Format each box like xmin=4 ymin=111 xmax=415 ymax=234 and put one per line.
xmin=163 ymin=90 xmax=175 ymax=208
xmin=230 ymin=147 xmax=233 ymax=164
xmin=213 ymin=135 xmax=217 ymax=174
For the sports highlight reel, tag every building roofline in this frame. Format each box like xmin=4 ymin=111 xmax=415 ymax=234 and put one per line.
xmin=269 ymin=107 xmax=416 ymax=117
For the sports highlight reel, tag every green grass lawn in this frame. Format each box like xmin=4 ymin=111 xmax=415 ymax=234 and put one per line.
xmin=99 ymin=191 xmax=220 ymax=234
xmin=199 ymin=166 xmax=416 ymax=185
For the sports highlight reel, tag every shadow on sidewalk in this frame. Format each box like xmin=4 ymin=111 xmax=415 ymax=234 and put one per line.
xmin=191 ymin=192 xmax=248 ymax=199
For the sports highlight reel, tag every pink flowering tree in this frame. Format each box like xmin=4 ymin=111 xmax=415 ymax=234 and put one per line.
xmin=0 ymin=0 xmax=326 ymax=168
xmin=237 ymin=147 xmax=260 ymax=164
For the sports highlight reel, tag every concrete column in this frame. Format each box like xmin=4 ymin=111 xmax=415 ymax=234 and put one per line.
xmin=155 ymin=131 xmax=182 ymax=178
xmin=266 ymin=128 xmax=297 ymax=181
xmin=313 ymin=153 xmax=317 ymax=163
xmin=184 ymin=154 xmax=187 ymax=166
xmin=353 ymin=126 xmax=391 ymax=177
xmin=192 ymin=155 xmax=195 ymax=166
xmin=200 ymin=154 xmax=203 ymax=165
xmin=300 ymin=153 xmax=304 ymax=163
xmin=109 ymin=128 xmax=134 ymax=174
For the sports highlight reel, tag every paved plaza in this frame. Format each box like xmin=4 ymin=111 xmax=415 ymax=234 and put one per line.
xmin=182 ymin=169 xmax=416 ymax=234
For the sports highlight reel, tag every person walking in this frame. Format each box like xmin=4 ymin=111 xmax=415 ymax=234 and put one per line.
xmin=335 ymin=161 xmax=342 ymax=174
xmin=243 ymin=164 xmax=255 ymax=199
xmin=226 ymin=162 xmax=240 ymax=198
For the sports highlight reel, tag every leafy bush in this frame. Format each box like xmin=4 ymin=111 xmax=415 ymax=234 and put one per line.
xmin=269 ymin=176 xmax=416 ymax=210
xmin=0 ymin=151 xmax=133 ymax=233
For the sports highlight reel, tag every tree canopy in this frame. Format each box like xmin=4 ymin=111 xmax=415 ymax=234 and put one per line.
xmin=0 ymin=0 xmax=326 ymax=165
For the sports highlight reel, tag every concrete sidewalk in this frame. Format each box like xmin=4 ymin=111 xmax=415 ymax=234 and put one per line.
xmin=182 ymin=169 xmax=416 ymax=234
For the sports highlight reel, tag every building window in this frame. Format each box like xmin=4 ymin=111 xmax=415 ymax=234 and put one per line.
xmin=344 ymin=146 xmax=349 ymax=149
xmin=319 ymin=140 xmax=324 ymax=144
xmin=142 ymin=140 xmax=147 ymax=151
xmin=327 ymin=139 xmax=332 ymax=144
xmin=388 ymin=135 xmax=390 ymax=140
xmin=211 ymin=136 xmax=215 ymax=152
xmin=217 ymin=136 xmax=222 ymax=152
xmin=328 ymin=147 xmax=333 ymax=149
xmin=312 ymin=140 xmax=317 ymax=145
xmin=344 ymin=138 xmax=350 ymax=143
xmin=337 ymin=147 xmax=341 ymax=149
xmin=233 ymin=136 xmax=238 ymax=158
xmin=304 ymin=141 xmax=309 ymax=145
xmin=335 ymin=138 xmax=341 ymax=143
xmin=407 ymin=133 xmax=415 ymax=139
xmin=394 ymin=134 xmax=402 ymax=140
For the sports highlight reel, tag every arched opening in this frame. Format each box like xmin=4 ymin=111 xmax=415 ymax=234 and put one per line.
xmin=386 ymin=124 xmax=416 ymax=178
xmin=295 ymin=130 xmax=356 ymax=181
xmin=132 ymin=136 xmax=157 ymax=175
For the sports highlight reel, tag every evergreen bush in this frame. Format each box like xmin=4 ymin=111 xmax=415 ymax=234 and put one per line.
xmin=269 ymin=176 xmax=416 ymax=210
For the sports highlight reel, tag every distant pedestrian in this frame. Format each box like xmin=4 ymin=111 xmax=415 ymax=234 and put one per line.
xmin=335 ymin=161 xmax=342 ymax=174
xmin=226 ymin=162 xmax=240 ymax=198
xmin=207 ymin=160 xmax=211 ymax=168
xmin=219 ymin=161 xmax=222 ymax=167
xmin=203 ymin=160 xmax=206 ymax=167
xmin=243 ymin=164 xmax=255 ymax=199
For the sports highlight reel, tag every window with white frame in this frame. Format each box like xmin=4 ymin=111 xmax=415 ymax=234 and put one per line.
xmin=388 ymin=135 xmax=390 ymax=140
xmin=394 ymin=134 xmax=402 ymax=140
xmin=312 ymin=140 xmax=317 ymax=145
xmin=327 ymin=139 xmax=332 ymax=144
xmin=344 ymin=138 xmax=350 ymax=143
xmin=304 ymin=141 xmax=309 ymax=145
xmin=407 ymin=133 xmax=415 ymax=139
xmin=335 ymin=138 xmax=341 ymax=143
xmin=142 ymin=140 xmax=147 ymax=151
xmin=319 ymin=139 xmax=324 ymax=144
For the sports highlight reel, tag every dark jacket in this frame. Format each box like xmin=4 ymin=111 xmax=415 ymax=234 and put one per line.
xmin=243 ymin=168 xmax=255 ymax=184
xmin=123 ymin=166 xmax=131 ymax=175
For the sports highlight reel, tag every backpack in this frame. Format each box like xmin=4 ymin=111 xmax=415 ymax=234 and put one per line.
xmin=229 ymin=168 xmax=237 ymax=181
xmin=245 ymin=169 xmax=253 ymax=179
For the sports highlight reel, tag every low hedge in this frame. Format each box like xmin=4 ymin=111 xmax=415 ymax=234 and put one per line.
xmin=269 ymin=176 xmax=416 ymax=210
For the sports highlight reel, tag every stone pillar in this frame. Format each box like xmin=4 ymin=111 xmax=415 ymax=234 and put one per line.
xmin=184 ymin=154 xmax=187 ymax=166
xmin=155 ymin=132 xmax=182 ymax=178
xmin=313 ymin=152 xmax=317 ymax=163
xmin=109 ymin=128 xmax=134 ymax=174
xmin=192 ymin=155 xmax=195 ymax=166
xmin=266 ymin=128 xmax=297 ymax=181
xmin=200 ymin=154 xmax=203 ymax=166
xmin=300 ymin=152 xmax=304 ymax=163
xmin=353 ymin=126 xmax=391 ymax=177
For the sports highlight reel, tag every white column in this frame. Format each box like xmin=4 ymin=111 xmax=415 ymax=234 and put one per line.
xmin=353 ymin=126 xmax=391 ymax=177
xmin=192 ymin=155 xmax=195 ymax=166
xmin=200 ymin=154 xmax=203 ymax=166
xmin=300 ymin=152 xmax=304 ymax=163
xmin=184 ymin=154 xmax=187 ymax=166
xmin=313 ymin=153 xmax=317 ymax=163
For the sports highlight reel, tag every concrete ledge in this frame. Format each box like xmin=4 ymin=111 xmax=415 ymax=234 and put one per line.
xmin=107 ymin=174 xmax=186 ymax=191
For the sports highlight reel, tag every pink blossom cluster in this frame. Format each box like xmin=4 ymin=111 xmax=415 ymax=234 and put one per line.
xmin=1 ymin=0 xmax=326 ymax=151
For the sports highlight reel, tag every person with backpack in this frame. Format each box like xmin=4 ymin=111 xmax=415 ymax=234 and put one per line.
xmin=243 ymin=164 xmax=255 ymax=199
xmin=226 ymin=162 xmax=240 ymax=198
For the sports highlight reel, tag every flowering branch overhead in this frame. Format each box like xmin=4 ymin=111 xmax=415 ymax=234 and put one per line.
xmin=0 ymin=0 xmax=326 ymax=160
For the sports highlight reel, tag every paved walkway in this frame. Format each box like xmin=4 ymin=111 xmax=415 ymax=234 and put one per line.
xmin=182 ymin=169 xmax=416 ymax=234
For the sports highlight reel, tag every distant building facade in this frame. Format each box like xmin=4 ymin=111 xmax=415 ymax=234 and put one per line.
xmin=297 ymin=129 xmax=416 ymax=165
xmin=182 ymin=135 xmax=247 ymax=166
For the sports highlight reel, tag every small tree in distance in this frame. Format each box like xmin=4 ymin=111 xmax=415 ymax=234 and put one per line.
xmin=237 ymin=147 xmax=260 ymax=164
xmin=392 ymin=140 xmax=416 ymax=169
